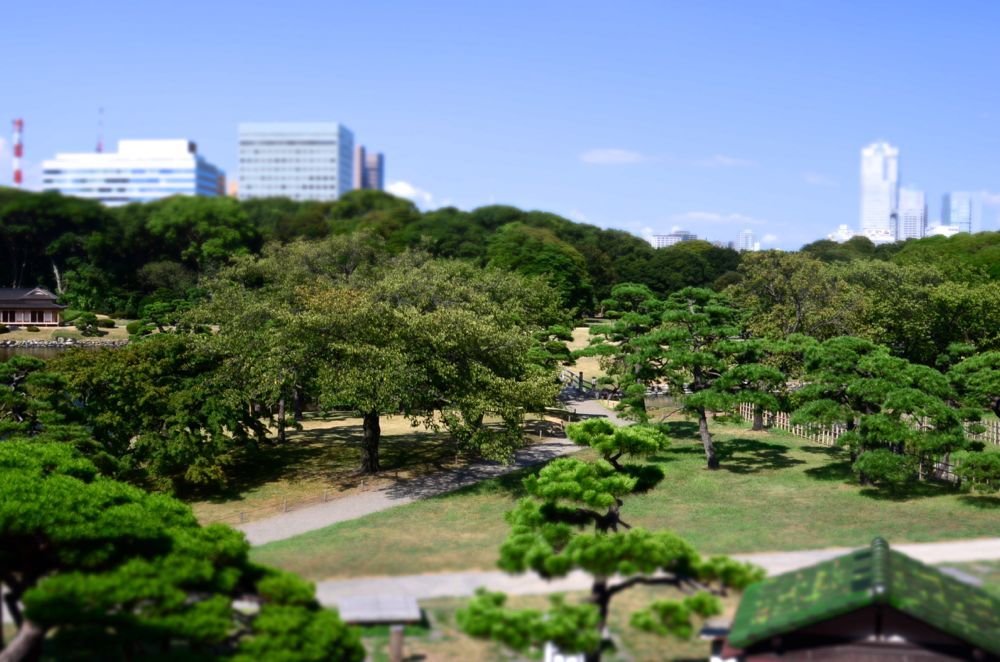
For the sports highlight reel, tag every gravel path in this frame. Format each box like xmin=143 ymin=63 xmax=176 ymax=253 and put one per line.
xmin=314 ymin=537 xmax=1000 ymax=607
xmin=240 ymin=397 xmax=624 ymax=546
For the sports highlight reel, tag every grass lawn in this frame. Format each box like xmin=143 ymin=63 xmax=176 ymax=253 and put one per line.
xmin=1 ymin=316 xmax=131 ymax=341
xmin=252 ymin=417 xmax=1000 ymax=581
xmin=568 ymin=325 xmax=606 ymax=381
xmin=190 ymin=413 xmax=476 ymax=525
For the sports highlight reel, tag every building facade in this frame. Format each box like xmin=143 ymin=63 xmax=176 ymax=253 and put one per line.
xmin=896 ymin=187 xmax=926 ymax=240
xmin=238 ymin=122 xmax=354 ymax=201
xmin=859 ymin=142 xmax=899 ymax=243
xmin=353 ymin=145 xmax=385 ymax=191
xmin=41 ymin=140 xmax=225 ymax=206
xmin=652 ymin=230 xmax=697 ymax=248
xmin=941 ymin=192 xmax=977 ymax=234
xmin=737 ymin=229 xmax=759 ymax=252
xmin=0 ymin=287 xmax=65 ymax=326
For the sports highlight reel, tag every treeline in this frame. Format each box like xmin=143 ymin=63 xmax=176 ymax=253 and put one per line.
xmin=0 ymin=187 xmax=738 ymax=314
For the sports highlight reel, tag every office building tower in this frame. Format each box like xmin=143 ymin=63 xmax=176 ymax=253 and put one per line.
xmin=859 ymin=141 xmax=899 ymax=243
xmin=737 ymin=229 xmax=759 ymax=252
xmin=652 ymin=230 xmax=696 ymax=248
xmin=896 ymin=187 xmax=926 ymax=240
xmin=353 ymin=145 xmax=385 ymax=191
xmin=41 ymin=139 xmax=224 ymax=206
xmin=941 ymin=192 xmax=977 ymax=234
xmin=238 ymin=122 xmax=354 ymax=201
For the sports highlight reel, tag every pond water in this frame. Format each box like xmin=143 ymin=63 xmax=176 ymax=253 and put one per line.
xmin=0 ymin=346 xmax=103 ymax=361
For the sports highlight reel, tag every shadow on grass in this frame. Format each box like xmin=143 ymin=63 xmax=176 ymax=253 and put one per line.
xmin=858 ymin=480 xmax=957 ymax=502
xmin=657 ymin=421 xmax=700 ymax=440
xmin=804 ymin=460 xmax=854 ymax=482
xmin=622 ymin=464 xmax=666 ymax=492
xmin=958 ymin=495 xmax=1000 ymax=509
xmin=716 ymin=438 xmax=806 ymax=474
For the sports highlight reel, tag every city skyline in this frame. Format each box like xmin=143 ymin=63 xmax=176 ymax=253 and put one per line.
xmin=3 ymin=1 xmax=1000 ymax=248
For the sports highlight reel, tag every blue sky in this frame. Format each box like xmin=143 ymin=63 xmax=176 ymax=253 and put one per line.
xmin=3 ymin=0 xmax=999 ymax=248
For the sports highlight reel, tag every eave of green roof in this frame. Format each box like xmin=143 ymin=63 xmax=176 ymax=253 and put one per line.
xmin=728 ymin=538 xmax=1000 ymax=655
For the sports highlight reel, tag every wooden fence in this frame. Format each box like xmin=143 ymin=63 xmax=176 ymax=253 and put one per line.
xmin=732 ymin=403 xmax=1000 ymax=485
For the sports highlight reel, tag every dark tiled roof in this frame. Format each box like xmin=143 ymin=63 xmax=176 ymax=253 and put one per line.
xmin=728 ymin=538 xmax=1000 ymax=655
xmin=0 ymin=287 xmax=65 ymax=308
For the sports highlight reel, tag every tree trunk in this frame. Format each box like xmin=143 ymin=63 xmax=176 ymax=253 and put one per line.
xmin=752 ymin=405 xmax=764 ymax=431
xmin=293 ymin=388 xmax=304 ymax=421
xmin=361 ymin=409 xmax=381 ymax=474
xmin=586 ymin=576 xmax=611 ymax=662
xmin=277 ymin=398 xmax=286 ymax=444
xmin=0 ymin=620 xmax=45 ymax=662
xmin=698 ymin=408 xmax=720 ymax=469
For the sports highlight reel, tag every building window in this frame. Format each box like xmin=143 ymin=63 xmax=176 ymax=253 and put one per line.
xmin=30 ymin=311 xmax=44 ymax=324
xmin=1 ymin=311 xmax=13 ymax=323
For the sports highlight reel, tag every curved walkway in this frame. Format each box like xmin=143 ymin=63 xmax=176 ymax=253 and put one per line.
xmin=314 ymin=537 xmax=1000 ymax=607
xmin=239 ymin=397 xmax=624 ymax=546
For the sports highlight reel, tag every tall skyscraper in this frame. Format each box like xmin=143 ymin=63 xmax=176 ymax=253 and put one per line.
xmin=859 ymin=141 xmax=899 ymax=243
xmin=238 ymin=123 xmax=354 ymax=201
xmin=41 ymin=139 xmax=224 ymax=206
xmin=737 ymin=229 xmax=759 ymax=252
xmin=353 ymin=145 xmax=385 ymax=191
xmin=941 ymin=192 xmax=977 ymax=234
xmin=896 ymin=187 xmax=926 ymax=240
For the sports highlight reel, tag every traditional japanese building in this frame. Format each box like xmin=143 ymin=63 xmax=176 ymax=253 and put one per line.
xmin=0 ymin=287 xmax=66 ymax=326
xmin=722 ymin=538 xmax=1000 ymax=660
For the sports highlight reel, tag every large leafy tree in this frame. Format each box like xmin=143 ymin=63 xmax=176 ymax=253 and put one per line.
xmin=458 ymin=428 xmax=761 ymax=662
xmin=48 ymin=336 xmax=268 ymax=491
xmin=0 ymin=441 xmax=364 ymax=661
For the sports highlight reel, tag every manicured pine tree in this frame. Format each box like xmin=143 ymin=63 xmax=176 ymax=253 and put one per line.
xmin=458 ymin=421 xmax=762 ymax=661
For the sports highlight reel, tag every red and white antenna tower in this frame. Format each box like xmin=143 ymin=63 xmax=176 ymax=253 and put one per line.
xmin=12 ymin=118 xmax=24 ymax=186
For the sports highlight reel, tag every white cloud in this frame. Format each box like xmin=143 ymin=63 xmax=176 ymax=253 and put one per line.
xmin=672 ymin=211 xmax=769 ymax=226
xmin=386 ymin=180 xmax=435 ymax=208
xmin=802 ymin=171 xmax=838 ymax=187
xmin=579 ymin=148 xmax=647 ymax=165
xmin=761 ymin=233 xmax=779 ymax=244
xmin=979 ymin=189 xmax=1000 ymax=206
xmin=568 ymin=209 xmax=589 ymax=223
xmin=697 ymin=154 xmax=756 ymax=168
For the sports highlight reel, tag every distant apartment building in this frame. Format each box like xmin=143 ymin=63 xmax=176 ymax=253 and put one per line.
xmin=941 ymin=192 xmax=977 ymax=234
xmin=896 ymin=187 xmax=926 ymax=240
xmin=859 ymin=141 xmax=899 ymax=244
xmin=737 ymin=229 xmax=759 ymax=252
xmin=652 ymin=230 xmax=696 ymax=248
xmin=827 ymin=224 xmax=856 ymax=242
xmin=353 ymin=145 xmax=385 ymax=191
xmin=41 ymin=139 xmax=224 ymax=206
xmin=238 ymin=122 xmax=354 ymax=201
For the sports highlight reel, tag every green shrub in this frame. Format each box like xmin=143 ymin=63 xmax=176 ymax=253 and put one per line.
xmin=955 ymin=452 xmax=1000 ymax=492
xmin=97 ymin=318 xmax=115 ymax=328
xmin=0 ymin=324 xmax=8 ymax=334
xmin=26 ymin=325 xmax=40 ymax=332
xmin=74 ymin=313 xmax=105 ymax=337
xmin=62 ymin=309 xmax=83 ymax=323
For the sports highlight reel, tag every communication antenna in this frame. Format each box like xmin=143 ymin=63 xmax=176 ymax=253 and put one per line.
xmin=12 ymin=119 xmax=23 ymax=186
xmin=97 ymin=107 xmax=104 ymax=153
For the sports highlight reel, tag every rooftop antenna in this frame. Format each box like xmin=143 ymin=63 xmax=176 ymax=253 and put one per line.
xmin=12 ymin=118 xmax=23 ymax=186
xmin=97 ymin=107 xmax=104 ymax=153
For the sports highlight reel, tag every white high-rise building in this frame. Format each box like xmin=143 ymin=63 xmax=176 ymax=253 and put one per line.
xmin=896 ymin=187 xmax=926 ymax=240
xmin=238 ymin=122 xmax=354 ymax=201
xmin=941 ymin=192 xmax=978 ymax=234
xmin=737 ymin=229 xmax=759 ymax=252
xmin=859 ymin=142 xmax=899 ymax=243
xmin=41 ymin=140 xmax=224 ymax=206
xmin=652 ymin=230 xmax=696 ymax=248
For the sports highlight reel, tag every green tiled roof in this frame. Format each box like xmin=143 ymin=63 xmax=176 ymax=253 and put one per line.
xmin=728 ymin=538 xmax=1000 ymax=655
